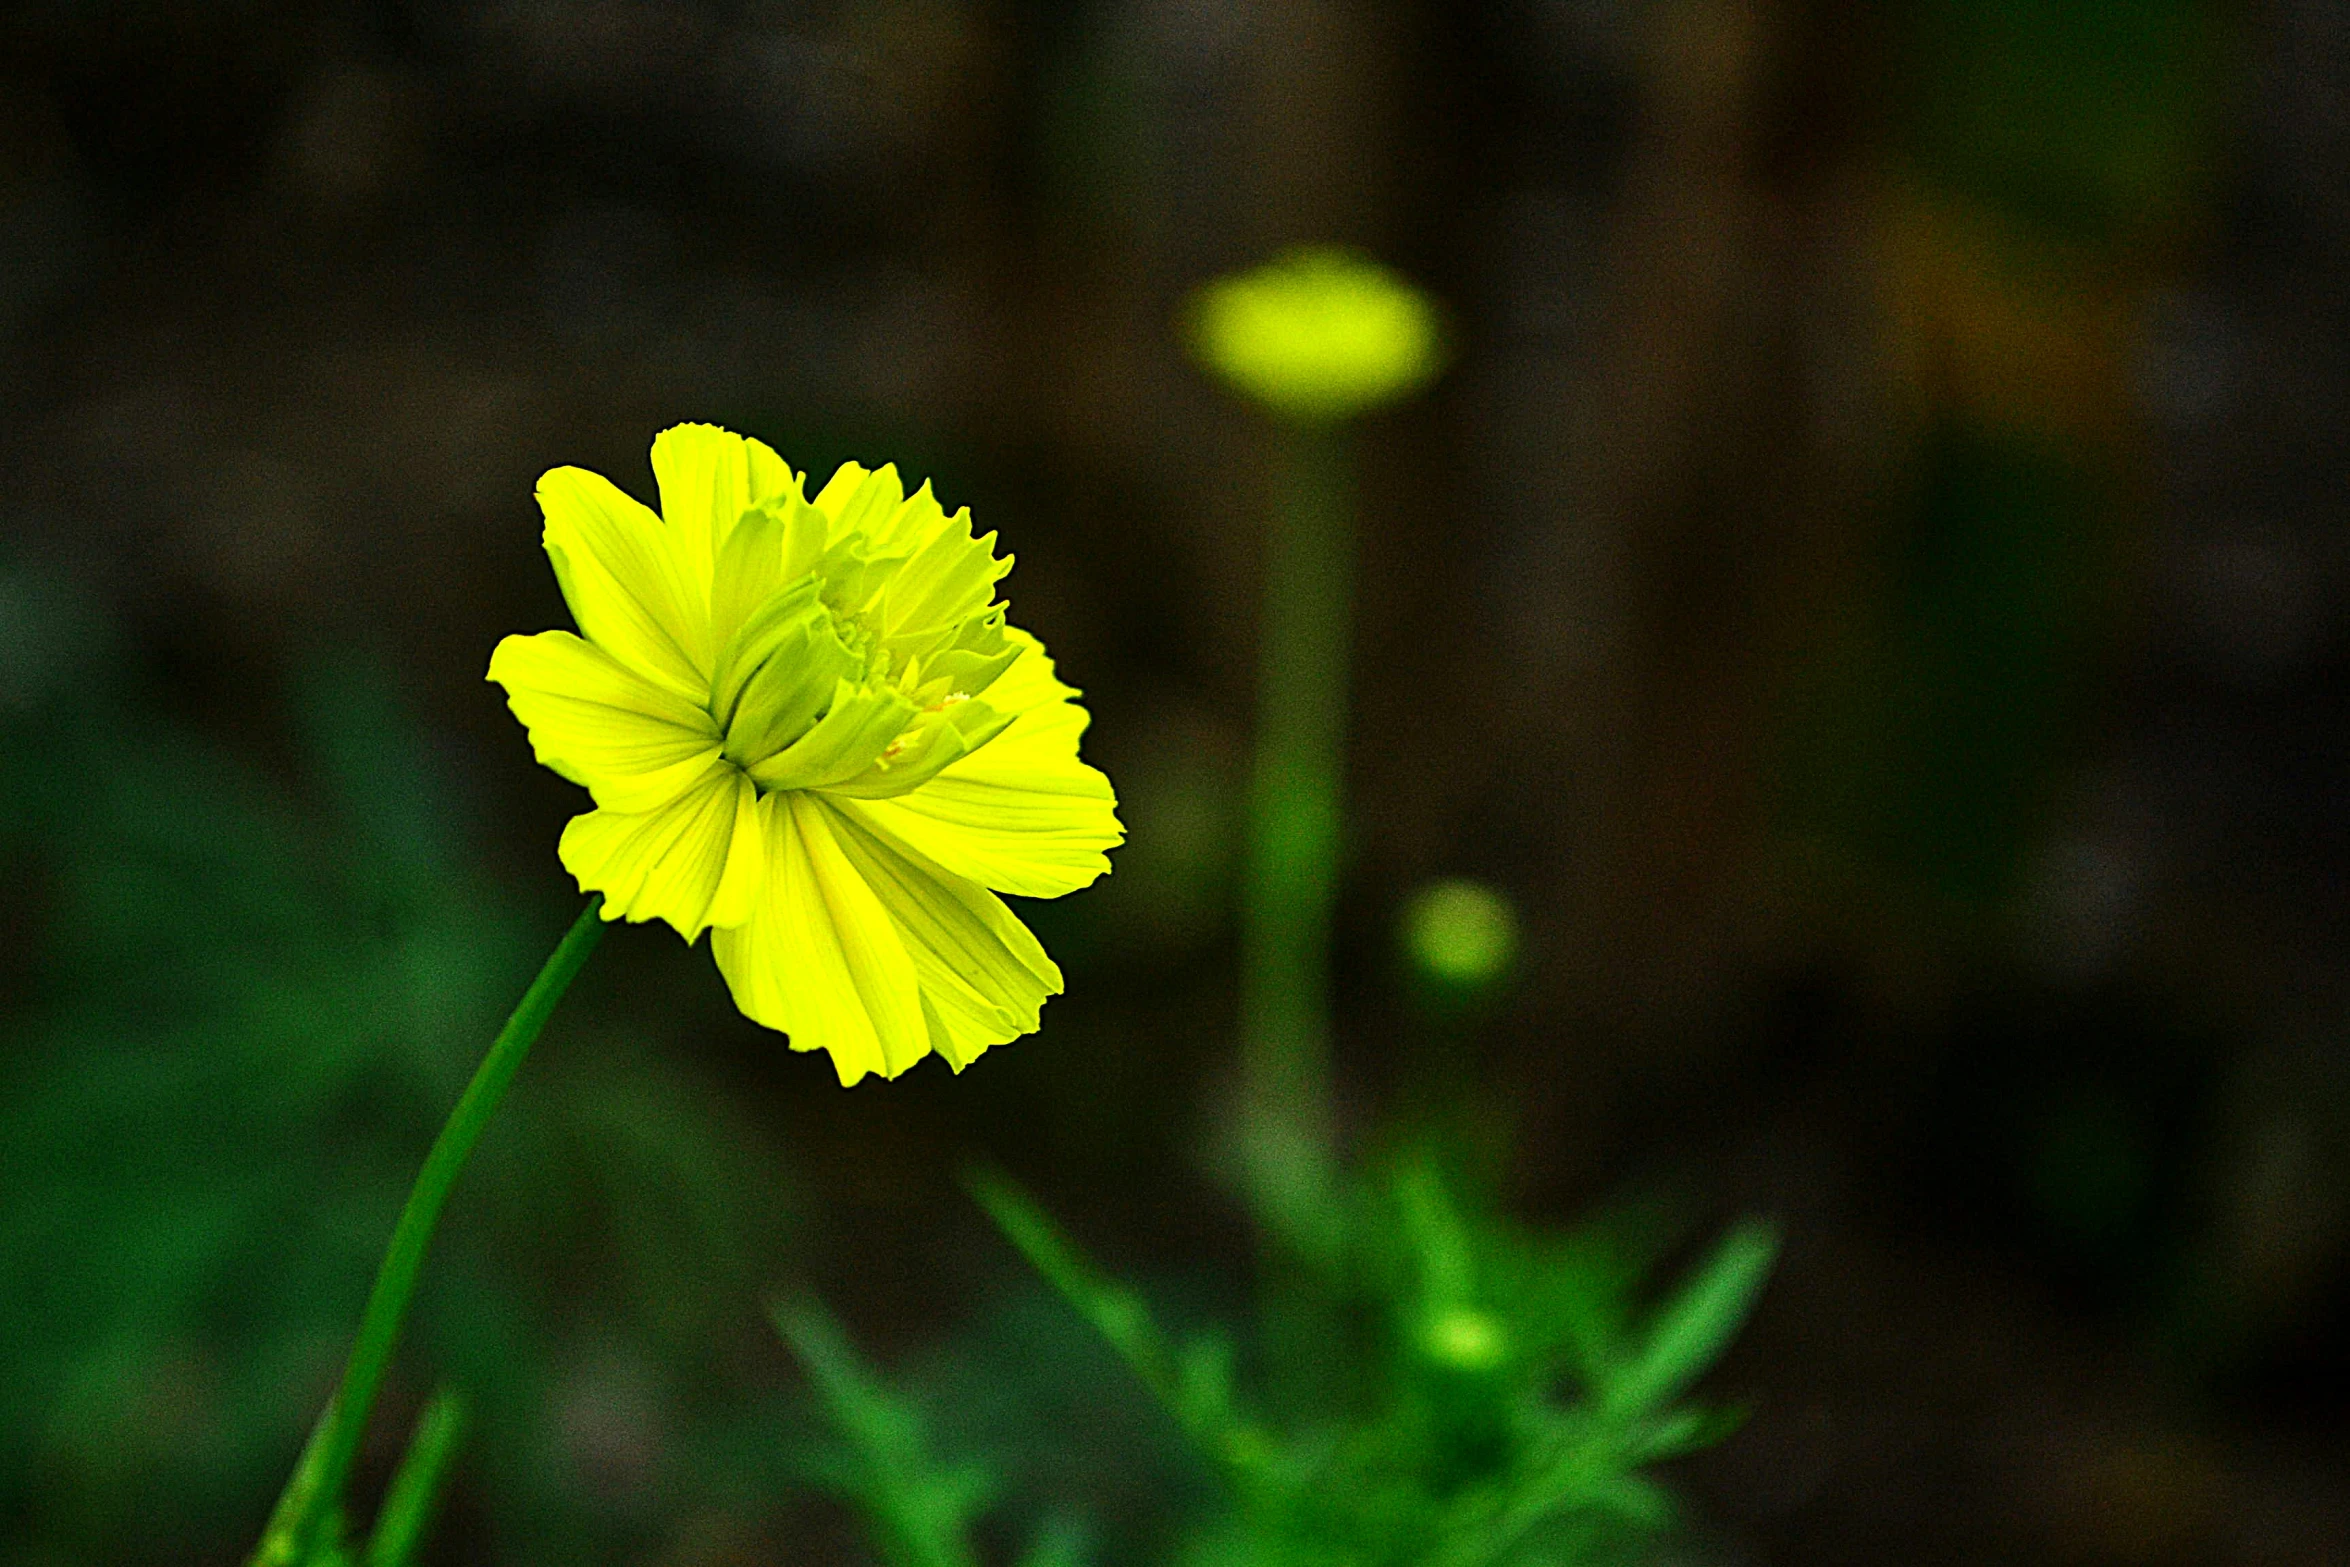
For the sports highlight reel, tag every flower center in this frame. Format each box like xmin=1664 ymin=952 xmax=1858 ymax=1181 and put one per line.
xmin=699 ymin=506 xmax=1023 ymax=801
xmin=706 ymin=580 xmax=909 ymax=789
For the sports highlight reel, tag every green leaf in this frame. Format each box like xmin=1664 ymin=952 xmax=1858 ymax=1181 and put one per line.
xmin=362 ymin=1389 xmax=467 ymax=1567
xmin=963 ymin=1167 xmax=1179 ymax=1400
xmin=773 ymin=1298 xmax=988 ymax=1567
xmin=1603 ymin=1222 xmax=1778 ymax=1418
xmin=965 ymin=1165 xmax=1268 ymax=1472
xmin=1628 ymin=1402 xmax=1748 ymax=1464
xmin=246 ymin=1399 xmax=338 ymax=1567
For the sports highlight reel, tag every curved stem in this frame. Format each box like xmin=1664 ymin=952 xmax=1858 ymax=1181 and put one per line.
xmin=251 ymin=896 xmax=607 ymax=1566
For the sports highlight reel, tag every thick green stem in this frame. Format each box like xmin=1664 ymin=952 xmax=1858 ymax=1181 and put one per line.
xmin=251 ymin=897 xmax=606 ymax=1566
xmin=1238 ymin=423 xmax=1352 ymax=1236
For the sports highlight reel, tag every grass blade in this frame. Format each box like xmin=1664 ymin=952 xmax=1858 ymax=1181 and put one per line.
xmin=362 ymin=1389 xmax=468 ymax=1567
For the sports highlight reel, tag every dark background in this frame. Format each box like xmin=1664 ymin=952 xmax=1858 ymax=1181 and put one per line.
xmin=3 ymin=1 xmax=2348 ymax=1563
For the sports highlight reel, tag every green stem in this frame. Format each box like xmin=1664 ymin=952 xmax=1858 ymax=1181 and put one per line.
xmin=1238 ymin=422 xmax=1353 ymax=1235
xmin=250 ymin=896 xmax=606 ymax=1566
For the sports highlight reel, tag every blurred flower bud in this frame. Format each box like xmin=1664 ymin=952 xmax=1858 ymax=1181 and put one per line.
xmin=1420 ymin=1306 xmax=1507 ymax=1371
xmin=1185 ymin=248 xmax=1444 ymax=423
xmin=1401 ymin=879 xmax=1520 ymax=1006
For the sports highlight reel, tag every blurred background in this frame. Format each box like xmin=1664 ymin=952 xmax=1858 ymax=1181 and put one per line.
xmin=3 ymin=0 xmax=2348 ymax=1562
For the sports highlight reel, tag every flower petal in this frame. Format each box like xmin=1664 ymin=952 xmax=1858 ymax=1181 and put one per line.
xmin=538 ymin=464 xmax=710 ymax=695
xmin=875 ymin=504 xmax=1010 ymax=653
xmin=743 ymin=678 xmax=916 ymax=794
xmin=649 ymin=423 xmax=798 ymax=604
xmin=558 ymin=762 xmax=757 ymax=939
xmin=708 ymin=492 xmax=831 ymax=654
xmin=811 ymin=462 xmax=906 ymax=545
xmin=712 ymin=578 xmax=861 ymax=765
xmin=711 ymin=793 xmax=927 ymax=1085
xmin=704 ymin=771 xmax=770 ymax=930
xmin=818 ymin=695 xmax=1014 ymax=799
xmin=819 ymin=800 xmax=1061 ymax=1071
xmin=833 ymin=631 xmax=1121 ymax=897
xmin=488 ymin=631 xmax=722 ymax=811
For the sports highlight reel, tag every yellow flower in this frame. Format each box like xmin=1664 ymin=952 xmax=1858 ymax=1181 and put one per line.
xmin=1186 ymin=248 xmax=1444 ymax=422
xmin=489 ymin=424 xmax=1121 ymax=1084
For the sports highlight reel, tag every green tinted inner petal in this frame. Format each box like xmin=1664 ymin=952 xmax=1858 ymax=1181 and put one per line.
xmin=878 ymin=523 xmax=1012 ymax=644
xmin=712 ymin=578 xmax=859 ymax=766
xmin=745 ymin=679 xmax=920 ymax=793
xmin=817 ymin=546 xmax=913 ymax=631
xmin=819 ymin=696 xmax=1016 ymax=800
xmin=909 ymin=610 xmax=1019 ymax=699
xmin=710 ymin=494 xmax=828 ymax=654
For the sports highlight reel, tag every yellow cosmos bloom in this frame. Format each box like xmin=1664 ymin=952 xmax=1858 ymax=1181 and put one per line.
xmin=489 ymin=424 xmax=1122 ymax=1085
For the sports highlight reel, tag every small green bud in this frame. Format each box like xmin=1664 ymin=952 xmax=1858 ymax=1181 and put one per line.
xmin=1185 ymin=248 xmax=1444 ymax=423
xmin=1402 ymin=879 xmax=1519 ymax=997
xmin=1421 ymin=1307 xmax=1507 ymax=1371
